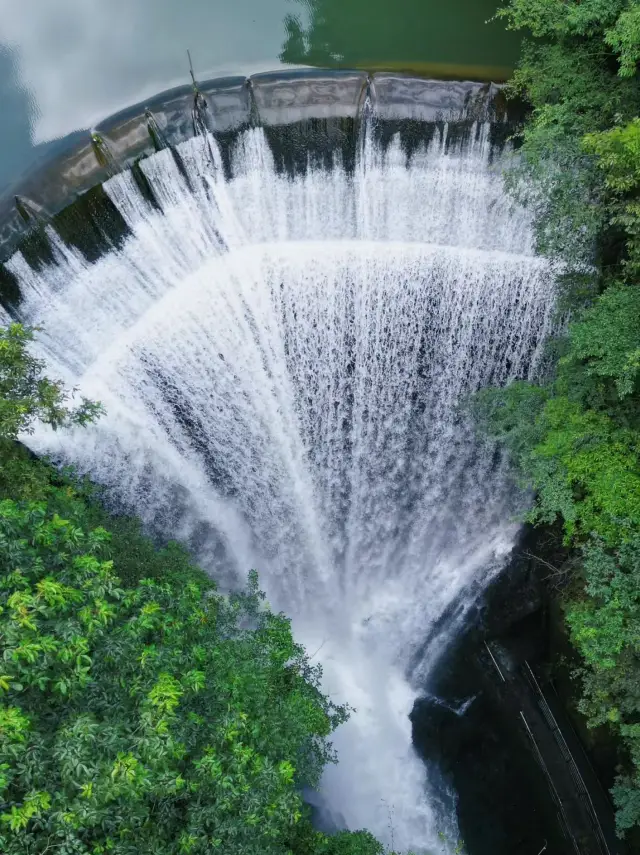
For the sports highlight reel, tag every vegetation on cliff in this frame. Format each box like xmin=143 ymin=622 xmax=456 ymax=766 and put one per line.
xmin=477 ymin=0 xmax=640 ymax=836
xmin=0 ymin=323 xmax=395 ymax=855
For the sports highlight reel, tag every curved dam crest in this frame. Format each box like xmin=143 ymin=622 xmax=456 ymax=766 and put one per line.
xmin=0 ymin=71 xmax=508 ymax=260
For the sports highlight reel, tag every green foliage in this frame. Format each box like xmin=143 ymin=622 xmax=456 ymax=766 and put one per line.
xmin=496 ymin=0 xmax=627 ymax=40
xmin=472 ymin=380 xmax=548 ymax=463
xmin=0 ymin=323 xmax=103 ymax=504
xmin=0 ymin=495 xmax=357 ymax=855
xmin=566 ymin=539 xmax=640 ymax=832
xmin=0 ymin=323 xmax=103 ymax=441
xmin=605 ymin=3 xmax=640 ymax=77
xmin=474 ymin=385 xmax=640 ymax=545
xmin=584 ymin=120 xmax=640 ymax=272
xmin=530 ymin=398 xmax=639 ymax=542
xmin=0 ymin=326 xmax=405 ymax=855
xmin=557 ymin=283 xmax=640 ymax=407
xmin=584 ymin=119 xmax=640 ymax=194
xmin=487 ymin=0 xmax=640 ymax=835
xmin=312 ymin=830 xmax=385 ymax=855
xmin=496 ymin=0 xmax=640 ymax=80
xmin=567 ymin=538 xmax=640 ymax=674
xmin=495 ymin=0 xmax=640 ymax=270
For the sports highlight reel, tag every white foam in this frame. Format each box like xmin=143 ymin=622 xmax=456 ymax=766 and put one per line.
xmin=6 ymin=122 xmax=556 ymax=852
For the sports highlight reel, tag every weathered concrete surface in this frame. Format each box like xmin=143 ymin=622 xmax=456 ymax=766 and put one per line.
xmin=371 ymin=74 xmax=503 ymax=122
xmin=250 ymin=69 xmax=367 ymax=124
xmin=0 ymin=70 xmax=506 ymax=261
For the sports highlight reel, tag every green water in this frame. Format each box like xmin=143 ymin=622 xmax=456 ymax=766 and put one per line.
xmin=281 ymin=0 xmax=521 ymax=80
xmin=0 ymin=0 xmax=519 ymax=195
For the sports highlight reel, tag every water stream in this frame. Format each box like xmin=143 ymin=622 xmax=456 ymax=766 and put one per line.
xmin=5 ymin=118 xmax=556 ymax=852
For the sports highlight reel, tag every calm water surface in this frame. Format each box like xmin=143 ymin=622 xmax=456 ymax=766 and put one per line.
xmin=0 ymin=0 xmax=520 ymax=193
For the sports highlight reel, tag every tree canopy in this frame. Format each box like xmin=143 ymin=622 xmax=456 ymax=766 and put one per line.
xmin=0 ymin=323 xmax=402 ymax=855
xmin=481 ymin=0 xmax=640 ymax=836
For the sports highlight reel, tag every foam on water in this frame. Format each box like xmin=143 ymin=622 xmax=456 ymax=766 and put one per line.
xmin=5 ymin=121 xmax=556 ymax=852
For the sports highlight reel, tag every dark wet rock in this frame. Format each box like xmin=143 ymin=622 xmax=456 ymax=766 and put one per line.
xmin=411 ymin=524 xmax=622 ymax=855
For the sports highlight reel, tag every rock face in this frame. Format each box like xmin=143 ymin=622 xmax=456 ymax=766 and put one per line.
xmin=411 ymin=538 xmax=563 ymax=854
xmin=411 ymin=525 xmax=623 ymax=855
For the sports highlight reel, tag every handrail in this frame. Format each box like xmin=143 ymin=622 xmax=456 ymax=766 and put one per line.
xmin=523 ymin=661 xmax=611 ymax=855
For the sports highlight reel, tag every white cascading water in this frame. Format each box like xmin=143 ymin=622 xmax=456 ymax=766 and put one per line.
xmin=5 ymin=118 xmax=556 ymax=852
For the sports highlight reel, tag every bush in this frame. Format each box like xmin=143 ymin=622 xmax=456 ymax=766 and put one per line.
xmin=0 ymin=494 xmax=354 ymax=855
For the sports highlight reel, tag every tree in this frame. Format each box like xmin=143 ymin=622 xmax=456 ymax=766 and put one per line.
xmin=584 ymin=119 xmax=640 ymax=275
xmin=495 ymin=0 xmax=640 ymax=269
xmin=0 ymin=490 xmax=395 ymax=855
xmin=473 ymin=293 xmax=640 ymax=547
xmin=567 ymin=538 xmax=640 ymax=834
xmin=482 ymin=0 xmax=640 ymax=836
xmin=0 ymin=324 xmax=403 ymax=854
xmin=0 ymin=323 xmax=103 ymax=503
xmin=0 ymin=323 xmax=102 ymax=442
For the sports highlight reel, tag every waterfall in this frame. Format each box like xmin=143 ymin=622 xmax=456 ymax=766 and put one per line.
xmin=4 ymin=118 xmax=556 ymax=852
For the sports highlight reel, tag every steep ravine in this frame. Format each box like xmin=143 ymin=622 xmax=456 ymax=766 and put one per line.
xmin=412 ymin=525 xmax=624 ymax=855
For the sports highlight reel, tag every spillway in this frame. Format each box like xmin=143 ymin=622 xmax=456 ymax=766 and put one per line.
xmin=3 ymin=103 xmax=556 ymax=852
